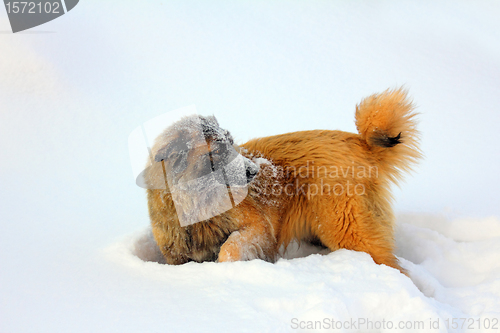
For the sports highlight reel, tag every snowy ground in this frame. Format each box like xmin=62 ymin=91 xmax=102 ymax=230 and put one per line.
xmin=1 ymin=1 xmax=500 ymax=332
xmin=103 ymin=215 xmax=500 ymax=332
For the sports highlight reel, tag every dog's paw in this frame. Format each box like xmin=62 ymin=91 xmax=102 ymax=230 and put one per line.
xmin=218 ymin=231 xmax=243 ymax=262
xmin=217 ymin=244 xmax=240 ymax=262
xmin=218 ymin=231 xmax=267 ymax=262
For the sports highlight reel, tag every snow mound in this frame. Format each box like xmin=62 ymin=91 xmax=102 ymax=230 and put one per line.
xmin=396 ymin=214 xmax=500 ymax=321
xmin=104 ymin=214 xmax=500 ymax=332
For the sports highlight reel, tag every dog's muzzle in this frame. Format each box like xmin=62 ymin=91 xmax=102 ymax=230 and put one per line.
xmin=244 ymin=158 xmax=259 ymax=184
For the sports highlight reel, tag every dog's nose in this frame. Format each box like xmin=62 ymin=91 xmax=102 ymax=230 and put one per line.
xmin=246 ymin=168 xmax=257 ymax=178
xmin=246 ymin=166 xmax=258 ymax=183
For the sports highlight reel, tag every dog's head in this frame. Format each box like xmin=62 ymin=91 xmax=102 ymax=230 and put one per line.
xmin=152 ymin=115 xmax=258 ymax=188
xmin=143 ymin=115 xmax=259 ymax=226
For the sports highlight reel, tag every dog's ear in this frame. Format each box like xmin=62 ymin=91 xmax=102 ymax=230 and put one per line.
xmin=154 ymin=150 xmax=189 ymax=174
xmin=154 ymin=134 xmax=190 ymax=162
xmin=153 ymin=147 xmax=189 ymax=183
xmin=154 ymin=135 xmax=190 ymax=177
xmin=154 ymin=145 xmax=171 ymax=163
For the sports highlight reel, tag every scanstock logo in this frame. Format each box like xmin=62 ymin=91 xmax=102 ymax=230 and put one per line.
xmin=3 ymin=0 xmax=78 ymax=33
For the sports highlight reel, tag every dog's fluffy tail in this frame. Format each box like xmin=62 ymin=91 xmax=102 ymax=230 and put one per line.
xmin=355 ymin=88 xmax=422 ymax=185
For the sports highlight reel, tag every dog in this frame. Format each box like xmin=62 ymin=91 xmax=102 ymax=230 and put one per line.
xmin=144 ymin=88 xmax=421 ymax=273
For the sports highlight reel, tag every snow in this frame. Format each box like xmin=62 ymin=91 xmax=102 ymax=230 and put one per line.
xmin=1 ymin=1 xmax=500 ymax=332
xmin=99 ymin=214 xmax=500 ymax=332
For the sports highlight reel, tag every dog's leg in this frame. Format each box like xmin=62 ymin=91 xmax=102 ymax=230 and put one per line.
xmin=217 ymin=208 xmax=277 ymax=263
xmin=348 ymin=235 xmax=406 ymax=276
xmin=319 ymin=224 xmax=406 ymax=274
xmin=152 ymin=227 xmax=190 ymax=265
xmin=314 ymin=198 xmax=407 ymax=275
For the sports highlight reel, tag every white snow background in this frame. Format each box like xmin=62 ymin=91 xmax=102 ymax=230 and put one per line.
xmin=1 ymin=1 xmax=500 ymax=332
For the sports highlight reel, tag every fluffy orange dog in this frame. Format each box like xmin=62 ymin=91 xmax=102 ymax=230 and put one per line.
xmin=145 ymin=88 xmax=420 ymax=274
